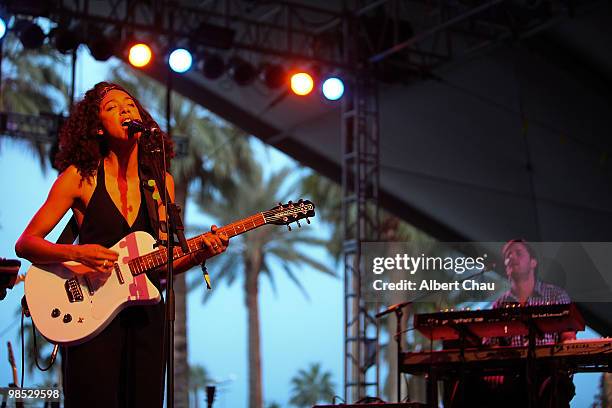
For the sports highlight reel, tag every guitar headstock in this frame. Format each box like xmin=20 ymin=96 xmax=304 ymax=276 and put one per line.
xmin=7 ymin=341 xmax=15 ymax=368
xmin=265 ymin=199 xmax=315 ymax=230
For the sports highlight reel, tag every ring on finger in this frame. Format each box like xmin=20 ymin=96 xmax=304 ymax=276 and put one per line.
xmin=213 ymin=244 xmax=218 ymax=250
xmin=103 ymin=260 xmax=108 ymax=268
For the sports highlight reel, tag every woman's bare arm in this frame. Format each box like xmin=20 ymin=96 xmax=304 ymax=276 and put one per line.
xmin=15 ymin=166 xmax=118 ymax=274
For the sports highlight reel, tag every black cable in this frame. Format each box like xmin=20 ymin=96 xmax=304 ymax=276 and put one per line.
xmin=20 ymin=310 xmax=24 ymax=388
xmin=31 ymin=322 xmax=55 ymax=371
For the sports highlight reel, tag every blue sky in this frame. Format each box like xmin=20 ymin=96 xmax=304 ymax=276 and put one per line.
xmin=0 ymin=42 xmax=604 ymax=407
xmin=0 ymin=131 xmax=344 ymax=408
xmin=0 ymin=46 xmax=343 ymax=407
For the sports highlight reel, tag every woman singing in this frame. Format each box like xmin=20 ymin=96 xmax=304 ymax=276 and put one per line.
xmin=15 ymin=82 xmax=228 ymax=407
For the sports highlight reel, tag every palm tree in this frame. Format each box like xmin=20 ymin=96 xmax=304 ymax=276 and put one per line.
xmin=300 ymin=172 xmax=440 ymax=402
xmin=1 ymin=35 xmax=69 ymax=113
xmin=594 ymin=373 xmax=612 ymax=407
xmin=2 ymin=30 xmax=69 ymax=389
xmin=1 ymin=33 xmax=70 ymax=171
xmin=289 ymin=363 xmax=335 ymax=407
xmin=189 ymin=363 xmax=212 ymax=408
xmin=191 ymin=162 xmax=335 ymax=408
xmin=302 ymin=173 xmax=506 ymax=402
xmin=109 ymin=66 xmax=255 ymax=408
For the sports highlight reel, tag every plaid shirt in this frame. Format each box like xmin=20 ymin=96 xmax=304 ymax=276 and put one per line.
xmin=490 ymin=280 xmax=572 ymax=346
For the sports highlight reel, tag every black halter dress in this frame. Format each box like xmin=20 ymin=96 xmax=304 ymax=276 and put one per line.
xmin=61 ymin=162 xmax=165 ymax=408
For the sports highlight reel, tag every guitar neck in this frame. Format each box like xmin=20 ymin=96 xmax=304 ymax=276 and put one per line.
xmin=7 ymin=341 xmax=18 ymax=386
xmin=128 ymin=213 xmax=266 ymax=276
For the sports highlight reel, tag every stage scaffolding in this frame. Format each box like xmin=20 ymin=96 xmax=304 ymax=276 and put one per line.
xmin=1 ymin=0 xmax=577 ymax=402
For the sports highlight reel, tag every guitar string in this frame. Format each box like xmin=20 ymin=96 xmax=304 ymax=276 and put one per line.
xmin=128 ymin=206 xmax=314 ymax=273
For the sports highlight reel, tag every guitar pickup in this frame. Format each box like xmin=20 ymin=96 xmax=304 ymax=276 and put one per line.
xmin=114 ymin=263 xmax=124 ymax=284
xmin=65 ymin=278 xmax=84 ymax=303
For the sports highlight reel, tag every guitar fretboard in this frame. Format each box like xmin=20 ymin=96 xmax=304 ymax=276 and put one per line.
xmin=127 ymin=213 xmax=267 ymax=276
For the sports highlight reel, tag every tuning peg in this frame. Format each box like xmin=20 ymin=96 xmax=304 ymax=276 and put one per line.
xmin=277 ymin=202 xmax=283 ymax=207
xmin=287 ymin=225 xmax=292 ymax=231
xmin=288 ymin=200 xmax=294 ymax=207
xmin=306 ymin=218 xmax=310 ymax=224
xmin=296 ymin=220 xmax=301 ymax=228
xmin=298 ymin=199 xmax=303 ymax=204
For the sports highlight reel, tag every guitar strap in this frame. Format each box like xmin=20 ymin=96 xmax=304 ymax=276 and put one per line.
xmin=139 ymin=163 xmax=168 ymax=244
xmin=56 ymin=215 xmax=80 ymax=245
xmin=140 ymin=179 xmax=168 ymax=243
xmin=55 ymin=166 xmax=168 ymax=245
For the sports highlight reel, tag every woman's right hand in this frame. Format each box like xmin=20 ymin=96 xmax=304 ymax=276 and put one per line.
xmin=73 ymin=244 xmax=119 ymax=275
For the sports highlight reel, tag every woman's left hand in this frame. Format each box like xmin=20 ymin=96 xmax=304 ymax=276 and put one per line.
xmin=190 ymin=225 xmax=229 ymax=265
xmin=202 ymin=225 xmax=229 ymax=256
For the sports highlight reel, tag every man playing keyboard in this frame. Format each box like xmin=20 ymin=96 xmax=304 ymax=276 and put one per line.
xmin=453 ymin=239 xmax=576 ymax=407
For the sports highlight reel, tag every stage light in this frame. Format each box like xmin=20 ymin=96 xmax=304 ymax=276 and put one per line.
xmin=87 ymin=34 xmax=117 ymax=61
xmin=261 ymin=63 xmax=286 ymax=90
xmin=0 ymin=17 xmax=6 ymax=41
xmin=169 ymin=48 xmax=192 ymax=73
xmin=322 ymin=77 xmax=345 ymax=101
xmin=52 ymin=26 xmax=81 ymax=54
xmin=17 ymin=20 xmax=45 ymax=49
xmin=228 ymin=57 xmax=256 ymax=87
xmin=128 ymin=43 xmax=152 ymax=68
xmin=290 ymin=72 xmax=314 ymax=96
xmin=201 ymin=54 xmax=225 ymax=80
xmin=193 ymin=22 xmax=236 ymax=49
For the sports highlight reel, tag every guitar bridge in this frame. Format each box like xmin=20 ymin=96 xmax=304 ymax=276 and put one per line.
xmin=65 ymin=278 xmax=84 ymax=303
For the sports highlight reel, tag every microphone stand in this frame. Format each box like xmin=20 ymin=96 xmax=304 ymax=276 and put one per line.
xmin=375 ymin=262 xmax=496 ymax=404
xmin=138 ymin=131 xmax=189 ymax=408
xmin=376 ymin=301 xmax=412 ymax=403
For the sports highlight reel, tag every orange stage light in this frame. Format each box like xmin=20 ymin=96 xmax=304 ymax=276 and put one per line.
xmin=290 ymin=72 xmax=314 ymax=96
xmin=128 ymin=43 xmax=152 ymax=68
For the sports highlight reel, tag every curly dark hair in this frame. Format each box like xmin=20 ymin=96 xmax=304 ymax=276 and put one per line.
xmin=54 ymin=81 xmax=174 ymax=179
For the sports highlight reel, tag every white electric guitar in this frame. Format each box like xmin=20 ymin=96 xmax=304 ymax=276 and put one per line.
xmin=25 ymin=200 xmax=315 ymax=346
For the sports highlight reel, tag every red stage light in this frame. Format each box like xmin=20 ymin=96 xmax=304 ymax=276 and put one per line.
xmin=128 ymin=43 xmax=152 ymax=68
xmin=290 ymin=72 xmax=314 ymax=96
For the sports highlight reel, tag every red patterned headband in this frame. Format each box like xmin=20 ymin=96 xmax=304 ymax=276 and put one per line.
xmin=98 ymin=84 xmax=121 ymax=101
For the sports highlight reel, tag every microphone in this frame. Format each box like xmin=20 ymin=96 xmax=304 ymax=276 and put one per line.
xmin=376 ymin=301 xmax=412 ymax=318
xmin=122 ymin=119 xmax=159 ymax=137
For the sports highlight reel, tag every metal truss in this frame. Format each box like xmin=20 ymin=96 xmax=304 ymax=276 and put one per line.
xmin=337 ymin=0 xmax=577 ymax=75
xmin=342 ymin=13 xmax=381 ymax=403
xmin=0 ymin=111 xmax=189 ymax=157
xmin=0 ymin=111 xmax=64 ymax=143
xmin=5 ymin=0 xmax=346 ymax=67
xmin=3 ymin=0 xmax=582 ymax=402
xmin=5 ymin=0 xmax=578 ymax=74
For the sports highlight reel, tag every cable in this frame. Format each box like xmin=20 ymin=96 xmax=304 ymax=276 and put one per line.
xmin=31 ymin=321 xmax=56 ymax=372
xmin=20 ymin=309 xmax=24 ymax=388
